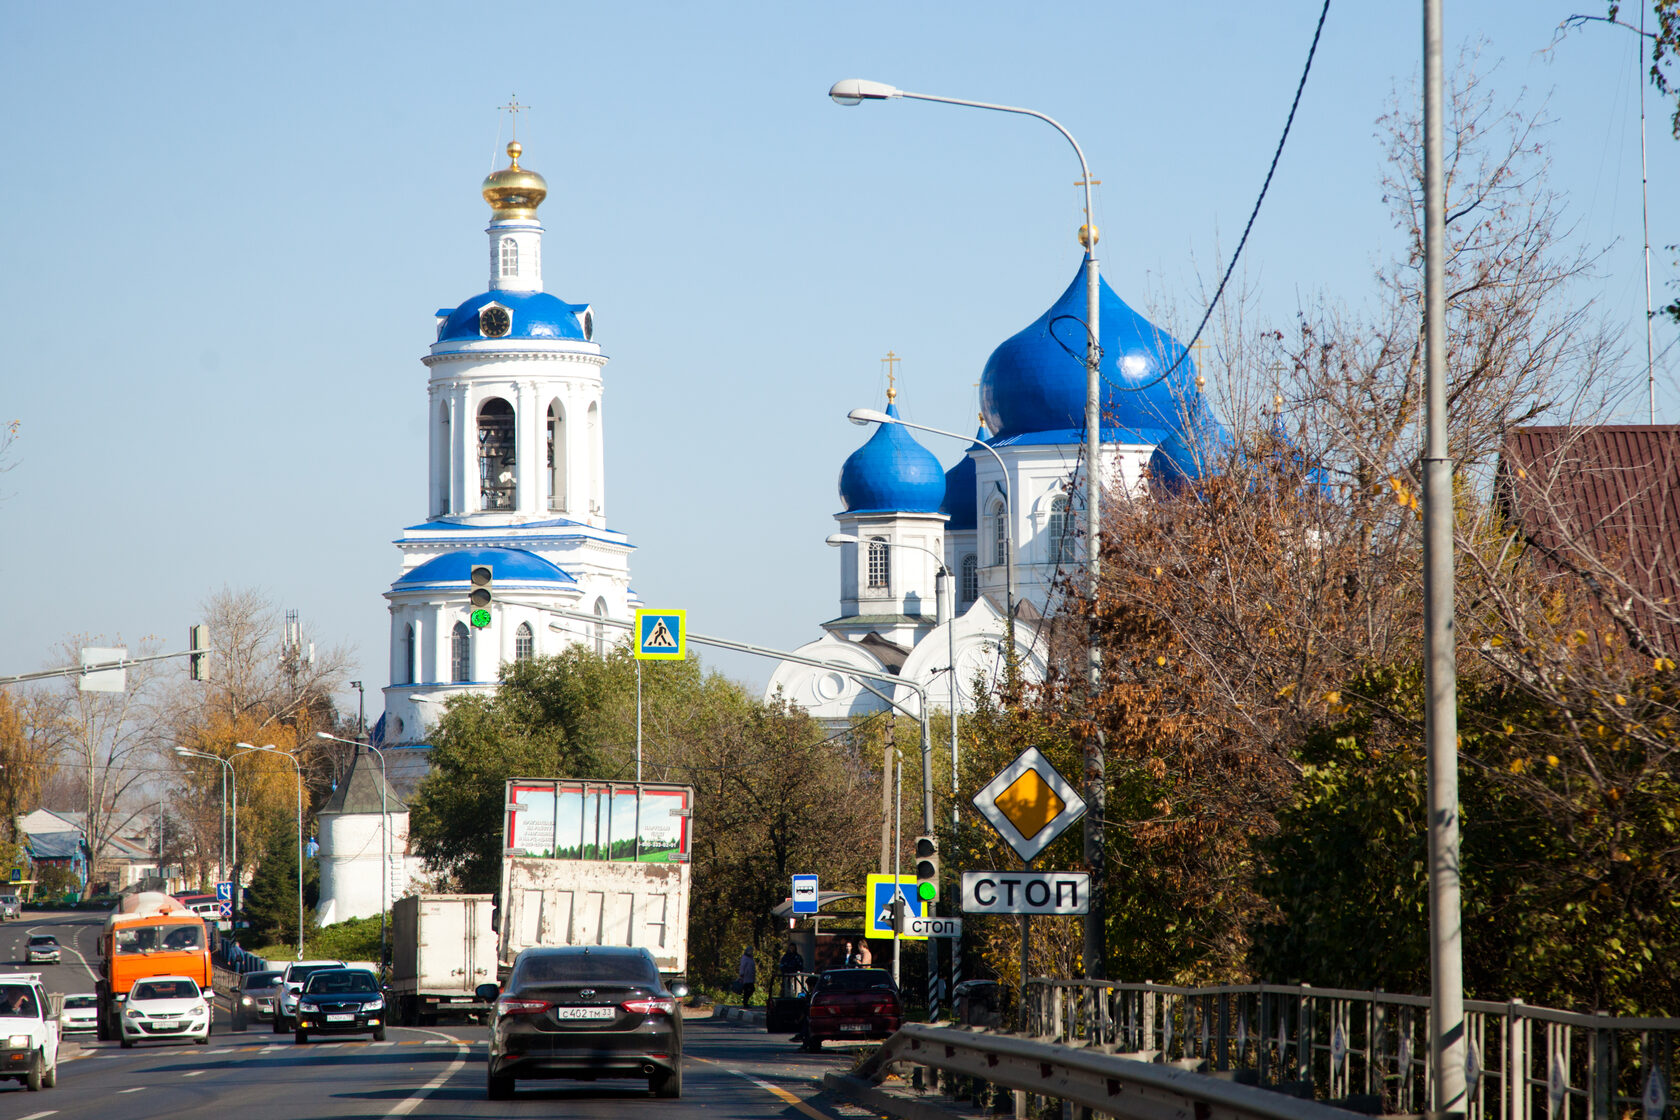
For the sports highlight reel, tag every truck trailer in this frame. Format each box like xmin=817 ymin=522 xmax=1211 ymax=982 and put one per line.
xmin=498 ymin=778 xmax=693 ymax=976
xmin=388 ymin=893 xmax=496 ymax=1025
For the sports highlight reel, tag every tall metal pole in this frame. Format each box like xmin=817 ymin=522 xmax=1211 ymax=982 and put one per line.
xmin=892 ymin=750 xmax=902 ymax=988
xmin=367 ymin=744 xmax=390 ymax=973
xmin=1423 ymin=2 xmax=1466 ymax=1114
xmin=636 ymin=659 xmax=644 ymax=784
xmin=1640 ymin=1 xmax=1656 ymax=423
xmin=1078 ymin=188 xmax=1106 ymax=983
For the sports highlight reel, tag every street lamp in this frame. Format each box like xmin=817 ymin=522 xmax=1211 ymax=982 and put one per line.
xmin=826 ymin=532 xmax=963 ymax=829
xmin=318 ymin=730 xmax=390 ymax=973
xmin=236 ymin=742 xmax=304 ymax=960
xmin=831 ymin=78 xmax=1108 ymax=980
xmin=174 ymin=748 xmax=236 ymax=882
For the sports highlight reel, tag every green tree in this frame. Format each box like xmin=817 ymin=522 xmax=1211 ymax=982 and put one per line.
xmin=242 ymin=817 xmax=318 ymax=947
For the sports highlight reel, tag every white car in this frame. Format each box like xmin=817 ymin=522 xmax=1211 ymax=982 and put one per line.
xmin=120 ymin=975 xmax=211 ymax=1048
xmin=0 ymin=972 xmax=59 ymax=1091
xmin=59 ymin=993 xmax=98 ymax=1033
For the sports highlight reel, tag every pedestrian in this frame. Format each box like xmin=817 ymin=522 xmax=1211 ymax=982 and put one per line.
xmin=853 ymin=939 xmax=872 ymax=967
xmin=842 ymin=939 xmax=858 ymax=967
xmin=737 ymin=946 xmax=757 ymax=1007
xmin=778 ymin=942 xmax=804 ymax=975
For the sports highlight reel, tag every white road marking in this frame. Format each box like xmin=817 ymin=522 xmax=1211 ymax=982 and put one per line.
xmin=384 ymin=1044 xmax=468 ymax=1118
xmin=183 ymin=1069 xmax=206 ymax=1077
xmin=368 ymin=1041 xmax=394 ymax=1048
xmin=18 ymin=1111 xmax=59 ymax=1120
xmin=118 ymin=1086 xmax=146 ymax=1093
xmin=208 ymin=1048 xmax=235 ymax=1054
xmin=260 ymin=1044 xmax=286 ymax=1052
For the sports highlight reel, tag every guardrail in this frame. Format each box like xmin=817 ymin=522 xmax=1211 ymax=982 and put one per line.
xmin=215 ymin=942 xmax=269 ymax=975
xmin=847 ymin=1022 xmax=1370 ymax=1120
xmin=1024 ymin=979 xmax=1679 ymax=1120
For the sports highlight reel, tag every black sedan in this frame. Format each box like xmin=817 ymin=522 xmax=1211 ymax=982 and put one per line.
xmin=478 ymin=945 xmax=689 ymax=1100
xmin=293 ymin=968 xmax=388 ymax=1043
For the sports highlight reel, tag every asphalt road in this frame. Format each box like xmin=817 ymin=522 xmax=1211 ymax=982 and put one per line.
xmin=0 ymin=912 xmax=873 ymax=1120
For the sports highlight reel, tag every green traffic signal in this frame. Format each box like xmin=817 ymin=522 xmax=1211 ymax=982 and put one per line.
xmin=916 ymin=881 xmax=937 ymax=902
xmin=470 ymin=608 xmax=492 ymax=629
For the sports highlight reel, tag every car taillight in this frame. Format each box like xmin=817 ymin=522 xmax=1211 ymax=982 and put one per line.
xmin=620 ymin=997 xmax=675 ymax=1016
xmin=496 ymin=996 xmax=551 ymax=1016
xmin=808 ymin=1003 xmax=837 ymax=1017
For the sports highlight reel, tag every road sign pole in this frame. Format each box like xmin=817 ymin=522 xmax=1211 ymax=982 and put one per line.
xmin=635 ymin=659 xmax=643 ymax=785
xmin=893 ymin=752 xmax=902 ymax=988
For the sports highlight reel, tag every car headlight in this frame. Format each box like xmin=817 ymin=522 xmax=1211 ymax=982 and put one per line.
xmin=7 ymin=1034 xmax=29 ymax=1048
xmin=241 ymin=996 xmax=252 ymax=1005
xmin=298 ymin=1000 xmax=317 ymax=1011
xmin=125 ymin=1009 xmax=145 ymax=1020
xmin=364 ymin=998 xmax=383 ymax=1011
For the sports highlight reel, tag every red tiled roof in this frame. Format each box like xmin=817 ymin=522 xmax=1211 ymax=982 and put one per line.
xmin=1496 ymin=425 xmax=1680 ymax=653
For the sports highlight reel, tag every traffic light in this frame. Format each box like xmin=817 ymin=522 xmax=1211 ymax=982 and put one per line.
xmin=188 ymin=624 xmax=208 ymax=681
xmin=469 ymin=564 xmax=493 ymax=629
xmin=914 ymin=835 xmax=939 ymax=906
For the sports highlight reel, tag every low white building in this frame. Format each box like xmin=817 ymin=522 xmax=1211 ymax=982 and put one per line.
xmin=315 ymin=748 xmax=427 ymax=926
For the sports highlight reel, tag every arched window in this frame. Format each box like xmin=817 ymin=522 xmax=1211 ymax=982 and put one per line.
xmin=500 ymin=236 xmax=518 ymax=277
xmin=867 ymin=537 xmax=890 ymax=589
xmin=515 ymin=622 xmax=534 ymax=662
xmin=451 ymin=622 xmax=470 ymax=682
xmin=403 ymin=624 xmax=416 ymax=685
xmin=545 ymin=400 xmax=566 ymax=512
xmin=477 ymin=397 xmax=516 ymax=510
xmin=593 ymin=598 xmax=609 ymax=656
xmin=1048 ymin=495 xmax=1074 ymax=565
xmin=960 ymin=554 xmax=979 ymax=605
xmin=992 ymin=504 xmax=1008 ymax=567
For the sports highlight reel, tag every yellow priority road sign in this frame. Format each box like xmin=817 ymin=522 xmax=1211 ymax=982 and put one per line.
xmin=634 ymin=609 xmax=686 ymax=660
xmin=972 ymin=746 xmax=1086 ymax=862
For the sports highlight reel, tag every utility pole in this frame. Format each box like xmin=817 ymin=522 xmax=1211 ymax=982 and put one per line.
xmin=1423 ymin=1 xmax=1467 ymax=1115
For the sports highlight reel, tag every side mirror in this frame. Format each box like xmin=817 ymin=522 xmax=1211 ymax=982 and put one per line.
xmin=202 ymin=990 xmax=215 ymax=1001
xmin=667 ymin=981 xmax=690 ymax=999
xmin=474 ymin=983 xmax=499 ymax=1002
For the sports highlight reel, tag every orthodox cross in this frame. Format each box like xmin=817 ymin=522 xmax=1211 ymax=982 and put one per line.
xmin=882 ymin=350 xmax=900 ymax=401
xmin=499 ymin=96 xmax=530 ymax=140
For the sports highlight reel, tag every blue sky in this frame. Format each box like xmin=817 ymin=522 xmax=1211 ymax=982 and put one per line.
xmin=2 ymin=2 xmax=1675 ymax=712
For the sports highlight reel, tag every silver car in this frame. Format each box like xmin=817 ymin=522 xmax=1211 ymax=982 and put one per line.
xmin=0 ymin=897 xmax=19 ymax=921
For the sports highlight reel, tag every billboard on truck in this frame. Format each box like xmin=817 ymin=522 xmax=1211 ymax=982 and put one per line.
xmin=499 ymin=779 xmax=693 ymax=975
xmin=505 ymin=780 xmax=691 ymax=862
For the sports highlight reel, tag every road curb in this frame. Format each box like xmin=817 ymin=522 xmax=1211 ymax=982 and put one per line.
xmin=822 ymin=1072 xmax=985 ymax=1120
xmin=710 ymin=1004 xmax=768 ymax=1027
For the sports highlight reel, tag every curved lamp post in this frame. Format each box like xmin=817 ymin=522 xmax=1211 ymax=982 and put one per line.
xmin=831 ymin=78 xmax=1108 ymax=979
xmin=236 ymin=742 xmax=304 ymax=960
xmin=175 ymin=748 xmax=236 ymax=882
xmin=826 ymin=532 xmax=963 ymax=829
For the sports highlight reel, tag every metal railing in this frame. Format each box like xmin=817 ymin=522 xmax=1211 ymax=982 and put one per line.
xmin=842 ymin=1022 xmax=1371 ymax=1120
xmin=1024 ymin=979 xmax=1678 ymax=1120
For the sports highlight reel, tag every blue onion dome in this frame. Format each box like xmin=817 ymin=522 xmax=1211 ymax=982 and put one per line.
xmin=980 ymin=261 xmax=1208 ymax=444
xmin=838 ymin=400 xmax=946 ymax=514
xmin=436 ymin=289 xmax=592 ymax=343
xmin=938 ymin=419 xmax=990 ymax=531
xmin=1148 ymin=415 xmax=1235 ymax=493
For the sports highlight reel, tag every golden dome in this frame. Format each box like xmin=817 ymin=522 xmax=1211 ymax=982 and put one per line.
xmin=481 ymin=141 xmax=547 ymax=220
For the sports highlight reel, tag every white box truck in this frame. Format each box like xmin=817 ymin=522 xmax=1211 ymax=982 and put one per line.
xmin=388 ymin=893 xmax=496 ymax=1025
xmin=498 ymin=779 xmax=693 ymax=976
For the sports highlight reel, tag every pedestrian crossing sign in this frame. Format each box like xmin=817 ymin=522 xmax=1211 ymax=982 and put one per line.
xmin=634 ymin=609 xmax=686 ymax=661
xmin=864 ymin=873 xmax=926 ymax=940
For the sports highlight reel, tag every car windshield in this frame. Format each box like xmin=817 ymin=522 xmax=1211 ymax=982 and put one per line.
xmin=133 ymin=979 xmax=200 ymax=1001
xmin=0 ymin=984 xmax=38 ymax=1017
xmin=243 ymin=971 xmax=283 ymax=990
xmin=305 ymin=969 xmax=379 ymax=995
xmin=64 ymin=996 xmax=98 ymax=1009
xmin=817 ymin=969 xmax=896 ymax=992
xmin=28 ymin=936 xmax=56 ymax=946
xmin=115 ymin=922 xmax=202 ymax=953
xmin=286 ymin=965 xmax=340 ymax=985
xmin=515 ymin=952 xmax=658 ymax=986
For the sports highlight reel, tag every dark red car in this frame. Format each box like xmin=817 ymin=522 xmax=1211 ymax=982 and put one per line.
xmin=801 ymin=968 xmax=902 ymax=1050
